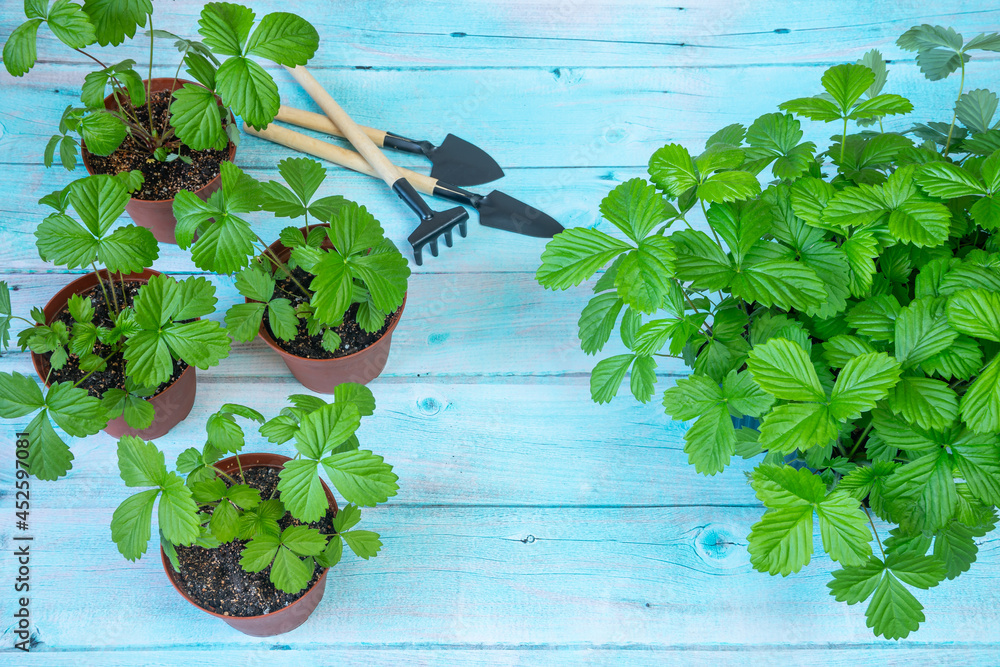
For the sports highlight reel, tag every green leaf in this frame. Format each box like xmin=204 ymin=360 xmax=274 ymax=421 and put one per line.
xmin=161 ymin=319 xmax=231 ymax=371
xmin=723 ymin=369 xmax=774 ymax=417
xmin=816 ymin=491 xmax=873 ymax=566
xmin=158 ymin=473 xmax=200 ymax=546
xmin=47 ymin=0 xmax=96 ymax=48
xmin=276 ymin=157 xmax=326 ymax=206
xmin=670 ymin=229 xmax=733 ymax=290
xmin=956 ymin=89 xmax=999 ymax=134
xmin=98 ymin=225 xmax=158 ymax=274
xmin=321 ymin=449 xmax=399 ymax=508
xmin=850 ymin=94 xmax=913 ymax=119
xmin=239 ymin=532 xmax=281 ymax=572
xmin=295 ymin=403 xmax=362 ymax=459
xmin=886 ymin=449 xmax=957 ymax=533
xmin=270 ymin=544 xmax=314 ymax=593
xmin=858 ymin=49 xmax=888 ymax=97
xmin=865 ymin=570 xmax=924 ymax=640
xmin=70 ymin=173 xmax=130 ymax=235
xmin=234 ymin=266 xmax=275 ymax=302
xmin=44 ymin=381 xmax=105 ymax=436
xmin=578 ymin=292 xmax=624 ymax=355
xmin=197 ymin=1 xmax=254 ymax=56
xmin=747 ymin=338 xmax=824 ymax=402
xmin=342 ymin=530 xmax=382 ymax=559
xmin=537 ymin=228 xmax=630 ymax=290
xmin=34 ymin=214 xmax=97 ymax=269
xmin=614 ymin=237 xmax=675 ymax=313
xmin=2 ymin=18 xmax=43 ymax=76
xmin=590 ymin=353 xmax=635 ymax=404
xmin=647 ymin=144 xmax=698 ymax=196
xmin=350 ymin=247 xmax=410 ymax=315
xmin=750 ymin=464 xmax=826 ymax=507
xmin=779 ymin=96 xmax=843 ymax=122
xmin=922 ymin=335 xmax=982 ymax=380
xmin=82 ymin=0 xmax=151 ymax=46
xmin=846 ymin=295 xmax=901 ymax=341
xmin=238 ymin=498 xmax=283 ymax=539
xmin=277 ymin=458 xmax=327 ymax=522
xmin=696 ymin=170 xmax=761 ymax=203
xmin=110 ymin=488 xmax=158 ymax=561
xmin=729 ymin=258 xmax=825 ymax=313
xmin=662 ymin=374 xmax=724 ymax=421
xmin=25 ymin=411 xmax=74 ymax=480
xmin=951 ymin=437 xmax=1000 ymax=506
xmin=894 ymin=297 xmax=957 ymax=367
xmin=267 ymin=299 xmax=298 ymax=341
xmin=246 ymin=12 xmax=319 ymax=67
xmin=934 ymin=519 xmax=993 ymax=579
xmin=116 ymin=435 xmax=166 ymax=487
xmin=889 ymin=376 xmax=959 ymax=431
xmin=961 ymin=356 xmax=1000 ymax=433
xmin=0 ymin=372 xmax=45 ymax=418
xmin=828 ymin=556 xmax=885 ymax=604
xmin=915 ymin=162 xmax=987 ymax=198
xmin=216 ymin=56 xmax=279 ymax=130
xmin=947 ymin=289 xmax=1000 ymax=341
xmin=169 ymin=84 xmax=228 ymax=151
xmin=599 ymin=178 xmax=668 ymax=243
xmin=748 ymin=504 xmax=814 ymax=575
xmin=829 ymin=352 xmax=901 ymax=421
xmin=822 ymin=63 xmax=875 ymax=111
xmin=79 ymin=112 xmax=126 ymax=156
xmin=759 ymin=402 xmax=838 ymax=454
xmin=679 ymin=402 xmax=735 ymax=475
xmin=189 ymin=214 xmax=256 ymax=274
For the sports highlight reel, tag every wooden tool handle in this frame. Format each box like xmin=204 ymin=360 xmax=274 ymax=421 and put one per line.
xmin=275 ymin=105 xmax=388 ymax=147
xmin=285 ymin=65 xmax=401 ymax=188
xmin=243 ymin=122 xmax=439 ymax=195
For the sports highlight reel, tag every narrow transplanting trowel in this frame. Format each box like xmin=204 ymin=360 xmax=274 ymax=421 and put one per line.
xmin=243 ymin=122 xmax=565 ymax=263
xmin=275 ymin=105 xmax=505 ymax=187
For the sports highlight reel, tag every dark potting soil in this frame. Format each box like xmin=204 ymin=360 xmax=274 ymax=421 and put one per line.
xmin=172 ymin=465 xmax=337 ymax=617
xmin=262 ymin=266 xmax=397 ymax=359
xmin=44 ymin=280 xmax=187 ymax=399
xmin=85 ymin=89 xmax=230 ymax=201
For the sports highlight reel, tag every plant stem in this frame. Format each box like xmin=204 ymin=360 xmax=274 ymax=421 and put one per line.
xmin=848 ymin=422 xmax=874 ymax=459
xmin=146 ymin=17 xmax=156 ymax=139
xmin=943 ymin=61 xmax=966 ymax=157
xmin=163 ymin=46 xmax=190 ymax=137
xmin=211 ymin=465 xmax=240 ymax=486
xmin=863 ymin=506 xmax=886 ymax=559
xmin=255 ymin=237 xmax=312 ymax=298
xmin=91 ymin=265 xmax=115 ymax=315
xmin=71 ymin=348 xmax=121 ymax=389
xmin=840 ymin=116 xmax=848 ymax=165
xmin=235 ymin=453 xmax=245 ymax=484
xmin=72 ymin=48 xmax=107 ymax=69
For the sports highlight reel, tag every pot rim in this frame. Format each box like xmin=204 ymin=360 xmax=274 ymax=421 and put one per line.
xmin=29 ymin=268 xmax=196 ymax=399
xmin=80 ymin=77 xmax=237 ymax=204
xmin=159 ymin=453 xmax=336 ymax=622
xmin=254 ymin=223 xmax=407 ymax=364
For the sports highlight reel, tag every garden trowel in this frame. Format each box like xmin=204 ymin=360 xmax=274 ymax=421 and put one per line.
xmin=275 ymin=105 xmax=504 ymax=187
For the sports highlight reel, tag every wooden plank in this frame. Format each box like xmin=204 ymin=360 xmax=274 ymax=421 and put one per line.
xmin=4 ymin=60 xmax=998 ymax=173
xmin=1 ymin=506 xmax=998 ymax=649
xmin=0 ymin=376 xmax=754 ymax=507
xmin=5 ymin=1 xmax=999 ymax=68
xmin=7 ymin=646 xmax=1000 ymax=667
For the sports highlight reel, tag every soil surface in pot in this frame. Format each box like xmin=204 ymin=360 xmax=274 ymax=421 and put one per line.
xmin=262 ymin=267 xmax=397 ymax=359
xmin=172 ymin=465 xmax=336 ymax=617
xmin=86 ymin=89 xmax=230 ymax=201
xmin=44 ymin=280 xmax=187 ymax=398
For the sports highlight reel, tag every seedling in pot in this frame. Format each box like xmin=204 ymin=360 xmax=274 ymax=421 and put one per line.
xmin=111 ymin=384 xmax=397 ymax=598
xmin=537 ymin=27 xmax=1000 ymax=640
xmin=0 ymin=173 xmax=231 ymax=480
xmin=173 ymin=157 xmax=410 ymax=356
xmin=2 ymin=1 xmax=318 ymax=183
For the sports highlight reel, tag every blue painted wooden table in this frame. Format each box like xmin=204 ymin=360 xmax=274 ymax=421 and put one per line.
xmin=2 ymin=1 xmax=1000 ymax=664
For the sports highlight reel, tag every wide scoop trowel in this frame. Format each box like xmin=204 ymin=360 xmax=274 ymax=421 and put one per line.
xmin=275 ymin=105 xmax=505 ymax=187
xmin=244 ymin=122 xmax=565 ymax=255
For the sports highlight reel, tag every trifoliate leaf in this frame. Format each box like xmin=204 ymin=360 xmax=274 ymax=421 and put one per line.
xmin=759 ymin=402 xmax=838 ymax=454
xmin=865 ymin=569 xmax=924 ymax=640
xmin=295 ymin=403 xmax=362 ymax=459
xmin=828 ymin=556 xmax=885 ymax=604
xmin=276 ymin=157 xmax=326 ymax=207
xmin=822 ymin=63 xmax=875 ymax=111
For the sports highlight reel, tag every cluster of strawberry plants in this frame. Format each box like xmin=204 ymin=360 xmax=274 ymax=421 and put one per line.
xmin=537 ymin=25 xmax=1000 ymax=639
xmin=0 ymin=173 xmax=231 ymax=479
xmin=3 ymin=1 xmax=318 ymax=165
xmin=111 ymin=384 xmax=397 ymax=593
xmin=173 ymin=157 xmax=410 ymax=353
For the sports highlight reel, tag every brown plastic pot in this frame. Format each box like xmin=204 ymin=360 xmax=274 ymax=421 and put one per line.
xmin=30 ymin=269 xmax=197 ymax=440
xmin=256 ymin=225 xmax=406 ymax=393
xmin=80 ymin=77 xmax=237 ymax=245
xmin=161 ymin=453 xmax=338 ymax=636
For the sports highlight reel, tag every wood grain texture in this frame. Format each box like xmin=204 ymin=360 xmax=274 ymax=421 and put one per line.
xmin=2 ymin=0 xmax=1000 ymax=663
